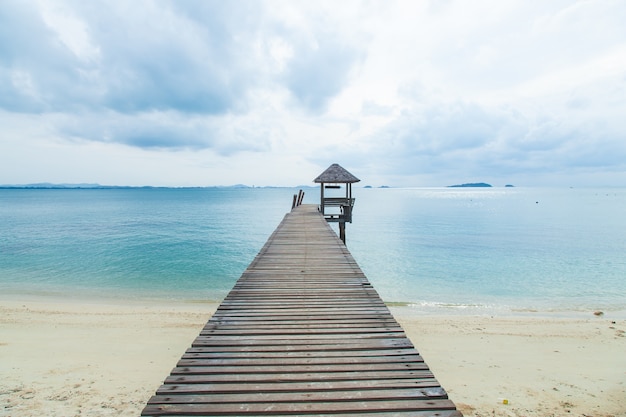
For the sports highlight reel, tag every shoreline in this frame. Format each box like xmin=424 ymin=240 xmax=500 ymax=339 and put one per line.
xmin=1 ymin=295 xmax=625 ymax=417
xmin=5 ymin=288 xmax=625 ymax=319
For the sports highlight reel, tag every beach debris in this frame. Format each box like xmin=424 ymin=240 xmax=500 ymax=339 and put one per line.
xmin=593 ymin=311 xmax=604 ymax=316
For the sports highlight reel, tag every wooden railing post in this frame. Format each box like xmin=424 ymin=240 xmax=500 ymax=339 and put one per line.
xmin=292 ymin=190 xmax=305 ymax=210
xmin=297 ymin=190 xmax=305 ymax=206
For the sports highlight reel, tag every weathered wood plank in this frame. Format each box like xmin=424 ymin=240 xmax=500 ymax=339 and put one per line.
xmin=182 ymin=348 xmax=419 ymax=358
xmin=171 ymin=362 xmax=431 ymax=374
xmin=148 ymin=388 xmax=448 ymax=404
xmin=186 ymin=341 xmax=414 ymax=352
xmin=203 ymin=319 xmax=400 ymax=327
xmin=200 ymin=327 xmax=404 ymax=334
xmin=192 ymin=333 xmax=407 ymax=344
xmin=142 ymin=399 xmax=457 ymax=415
xmin=157 ymin=379 xmax=443 ymax=394
xmin=163 ymin=370 xmax=437 ymax=384
xmin=144 ymin=409 xmax=462 ymax=417
xmin=176 ymin=354 xmax=424 ymax=367
xmin=192 ymin=337 xmax=413 ymax=348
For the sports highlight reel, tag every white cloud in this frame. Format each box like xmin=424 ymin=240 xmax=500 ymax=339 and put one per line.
xmin=515 ymin=46 xmax=626 ymax=98
xmin=38 ymin=0 xmax=100 ymax=63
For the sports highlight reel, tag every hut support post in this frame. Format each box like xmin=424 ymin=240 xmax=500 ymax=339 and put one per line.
xmin=339 ymin=222 xmax=346 ymax=244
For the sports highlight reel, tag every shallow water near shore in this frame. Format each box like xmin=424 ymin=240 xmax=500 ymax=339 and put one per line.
xmin=1 ymin=186 xmax=625 ymax=317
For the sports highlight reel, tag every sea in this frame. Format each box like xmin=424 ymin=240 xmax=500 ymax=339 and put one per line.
xmin=1 ymin=187 xmax=625 ymax=317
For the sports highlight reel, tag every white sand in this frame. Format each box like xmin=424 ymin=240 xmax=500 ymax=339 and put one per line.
xmin=1 ymin=297 xmax=624 ymax=417
xmin=390 ymin=307 xmax=626 ymax=417
xmin=0 ymin=297 xmax=215 ymax=417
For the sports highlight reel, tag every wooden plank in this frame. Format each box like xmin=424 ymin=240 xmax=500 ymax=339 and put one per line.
xmin=192 ymin=333 xmax=407 ymax=344
xmin=163 ymin=370 xmax=436 ymax=384
xmin=170 ymin=362 xmax=431 ymax=374
xmin=142 ymin=399 xmax=457 ymax=415
xmin=205 ymin=314 xmax=397 ymax=321
xmin=182 ymin=348 xmax=419 ymax=358
xmin=200 ymin=326 xmax=403 ymax=337
xmin=147 ymin=388 xmax=449 ymax=404
xmin=157 ymin=380 xmax=443 ymax=394
xmin=185 ymin=341 xmax=414 ymax=352
xmin=176 ymin=354 xmax=424 ymax=367
xmin=144 ymin=409 xmax=462 ymax=417
xmin=192 ymin=337 xmax=413 ymax=348
xmin=203 ymin=319 xmax=401 ymax=326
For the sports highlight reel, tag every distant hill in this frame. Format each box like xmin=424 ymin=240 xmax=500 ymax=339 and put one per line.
xmin=0 ymin=183 xmax=316 ymax=190
xmin=0 ymin=183 xmax=111 ymax=189
xmin=0 ymin=183 xmax=174 ymax=189
xmin=448 ymin=182 xmax=492 ymax=188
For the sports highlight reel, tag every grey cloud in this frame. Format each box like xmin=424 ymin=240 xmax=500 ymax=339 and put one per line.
xmin=59 ymin=111 xmax=271 ymax=155
xmin=317 ymin=101 xmax=555 ymax=180
xmin=0 ymin=1 xmax=261 ymax=115
xmin=364 ymin=98 xmax=626 ymax=181
xmin=1 ymin=1 xmax=362 ymax=117
xmin=0 ymin=1 xmax=274 ymax=152
xmin=308 ymin=101 xmax=518 ymax=179
xmin=64 ymin=1 xmax=257 ymax=115
xmin=0 ymin=1 xmax=361 ymax=153
xmin=381 ymin=102 xmax=506 ymax=160
xmin=283 ymin=34 xmax=362 ymax=113
xmin=0 ymin=2 xmax=84 ymax=112
xmin=59 ymin=112 xmax=211 ymax=150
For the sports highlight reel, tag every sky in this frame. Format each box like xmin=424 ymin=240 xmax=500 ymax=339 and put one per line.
xmin=1 ymin=0 xmax=625 ymax=187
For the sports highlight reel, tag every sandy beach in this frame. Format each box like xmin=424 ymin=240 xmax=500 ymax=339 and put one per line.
xmin=1 ymin=296 xmax=624 ymax=417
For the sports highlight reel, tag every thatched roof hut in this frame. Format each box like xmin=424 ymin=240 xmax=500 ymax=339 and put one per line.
xmin=313 ymin=164 xmax=359 ymax=229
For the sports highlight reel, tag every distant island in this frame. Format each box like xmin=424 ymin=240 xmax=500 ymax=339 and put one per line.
xmin=448 ymin=183 xmax=492 ymax=188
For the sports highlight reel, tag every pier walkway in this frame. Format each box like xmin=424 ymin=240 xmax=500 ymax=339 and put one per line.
xmin=142 ymin=205 xmax=461 ymax=416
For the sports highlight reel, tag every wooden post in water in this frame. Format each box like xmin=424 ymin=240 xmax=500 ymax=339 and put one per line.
xmin=313 ymin=163 xmax=360 ymax=244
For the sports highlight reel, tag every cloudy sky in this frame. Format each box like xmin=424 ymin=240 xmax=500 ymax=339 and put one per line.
xmin=1 ymin=0 xmax=625 ymax=187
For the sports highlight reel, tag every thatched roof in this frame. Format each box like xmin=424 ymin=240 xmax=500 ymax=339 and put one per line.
xmin=314 ymin=164 xmax=360 ymax=183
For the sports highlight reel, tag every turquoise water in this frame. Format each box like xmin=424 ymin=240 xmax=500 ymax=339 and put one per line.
xmin=1 ymin=187 xmax=625 ymax=315
xmin=350 ymin=187 xmax=626 ymax=315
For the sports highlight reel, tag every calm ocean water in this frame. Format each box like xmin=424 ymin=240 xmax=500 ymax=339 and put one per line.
xmin=1 ymin=187 xmax=625 ymax=315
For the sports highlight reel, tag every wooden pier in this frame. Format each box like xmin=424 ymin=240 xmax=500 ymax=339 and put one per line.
xmin=142 ymin=205 xmax=461 ymax=416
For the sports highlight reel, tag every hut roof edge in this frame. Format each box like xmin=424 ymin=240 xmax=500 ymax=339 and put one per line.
xmin=313 ymin=163 xmax=360 ymax=183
